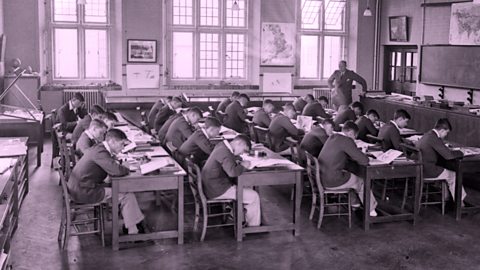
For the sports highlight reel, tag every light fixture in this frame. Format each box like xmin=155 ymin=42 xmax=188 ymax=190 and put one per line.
xmin=232 ymin=0 xmax=240 ymax=11
xmin=77 ymin=0 xmax=86 ymax=5
xmin=363 ymin=0 xmax=372 ymax=17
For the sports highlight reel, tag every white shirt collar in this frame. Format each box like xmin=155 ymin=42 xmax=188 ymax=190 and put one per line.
xmin=224 ymin=140 xmax=234 ymax=154
xmin=102 ymin=141 xmax=114 ymax=156
xmin=432 ymin=129 xmax=441 ymax=138
xmin=167 ymin=103 xmax=174 ymax=110
xmin=84 ymin=129 xmax=95 ymax=141
xmin=390 ymin=120 xmax=400 ymax=131
xmin=182 ymin=113 xmax=190 ymax=124
xmin=69 ymin=100 xmax=77 ymax=113
xmin=201 ymin=128 xmax=210 ymax=139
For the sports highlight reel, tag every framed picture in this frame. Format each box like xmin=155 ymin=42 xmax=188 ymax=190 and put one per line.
xmin=127 ymin=39 xmax=157 ymax=63
xmin=260 ymin=23 xmax=296 ymax=66
xmin=389 ymin=16 xmax=409 ymax=42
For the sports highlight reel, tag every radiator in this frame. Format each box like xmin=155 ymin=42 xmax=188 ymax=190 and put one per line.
xmin=312 ymin=88 xmax=333 ymax=109
xmin=63 ymin=89 xmax=105 ymax=111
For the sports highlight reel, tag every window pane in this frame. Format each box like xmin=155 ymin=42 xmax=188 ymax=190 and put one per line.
xmin=85 ymin=29 xmax=108 ymax=78
xmin=226 ymin=34 xmax=245 ymax=78
xmin=200 ymin=0 xmax=219 ymax=26
xmin=226 ymin=0 xmax=246 ymax=27
xmin=172 ymin=32 xmax=194 ymax=78
xmin=53 ymin=0 xmax=77 ymax=22
xmin=323 ymin=36 xmax=343 ymax=78
xmin=406 ymin=52 xmax=412 ymax=67
xmin=395 ymin=52 xmax=401 ymax=67
xmin=54 ymin=28 xmax=78 ymax=78
xmin=301 ymin=0 xmax=321 ymax=30
xmin=85 ymin=0 xmax=108 ymax=23
xmin=199 ymin=33 xmax=220 ymax=78
xmin=173 ymin=0 xmax=193 ymax=25
xmin=300 ymin=35 xmax=319 ymax=78
xmin=324 ymin=0 xmax=346 ymax=31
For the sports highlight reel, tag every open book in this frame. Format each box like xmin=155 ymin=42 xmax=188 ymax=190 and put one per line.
xmin=405 ymin=135 xmax=422 ymax=142
xmin=140 ymin=157 xmax=173 ymax=175
xmin=240 ymin=154 xmax=293 ymax=170
xmin=296 ymin=115 xmax=313 ymax=132
xmin=368 ymin=149 xmax=403 ymax=165
xmin=451 ymin=147 xmax=480 ymax=157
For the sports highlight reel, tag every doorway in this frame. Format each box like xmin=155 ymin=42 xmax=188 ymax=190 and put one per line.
xmin=384 ymin=46 xmax=418 ymax=96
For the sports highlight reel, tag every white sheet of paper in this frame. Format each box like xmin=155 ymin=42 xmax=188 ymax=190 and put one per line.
xmin=122 ymin=142 xmax=137 ymax=153
xmin=140 ymin=157 xmax=172 ymax=175
xmin=369 ymin=149 xmax=403 ymax=165
xmin=296 ymin=115 xmax=313 ymax=132
xmin=241 ymin=154 xmax=293 ymax=169
xmin=146 ymin=147 xmax=170 ymax=158
xmin=0 ymin=158 xmax=13 ymax=174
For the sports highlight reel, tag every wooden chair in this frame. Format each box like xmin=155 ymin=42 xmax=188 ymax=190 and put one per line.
xmin=401 ymin=143 xmax=447 ymax=215
xmin=305 ymin=152 xmax=352 ymax=229
xmin=245 ymin=119 xmax=256 ymax=142
xmin=186 ymin=158 xmax=236 ymax=241
xmin=50 ymin=109 xmax=59 ymax=168
xmin=253 ymin=125 xmax=272 ymax=149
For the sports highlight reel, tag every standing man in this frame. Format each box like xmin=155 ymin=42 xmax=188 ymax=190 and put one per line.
xmin=327 ymin=61 xmax=368 ymax=110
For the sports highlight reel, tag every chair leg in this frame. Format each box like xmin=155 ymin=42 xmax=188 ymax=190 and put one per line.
xmin=348 ymin=192 xmax=352 ymax=229
xmin=200 ymin=205 xmax=208 ymax=242
xmin=63 ymin=211 xmax=72 ymax=250
xmin=58 ymin=206 xmax=66 ymax=246
xmin=425 ymin=184 xmax=430 ymax=205
xmin=441 ymin=182 xmax=446 ymax=216
xmin=309 ymin=193 xmax=317 ymax=221
xmin=401 ymin=178 xmax=409 ymax=210
xmin=232 ymin=203 xmax=237 ymax=239
xmin=381 ymin=179 xmax=388 ymax=200
xmin=317 ymin=194 xmax=325 ymax=230
xmin=193 ymin=201 xmax=200 ymax=232
xmin=100 ymin=205 xmax=105 ymax=247
xmin=290 ymin=187 xmax=294 ymax=201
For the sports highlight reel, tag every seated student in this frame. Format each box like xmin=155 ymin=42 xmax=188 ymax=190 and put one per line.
xmin=333 ymin=101 xmax=364 ymax=130
xmin=355 ymin=109 xmax=380 ymax=142
xmin=269 ymin=103 xmax=305 ymax=153
xmin=56 ymin=92 xmax=87 ymax=133
xmin=318 ymin=121 xmax=378 ymax=216
xmin=153 ymin=96 xmax=183 ymax=132
xmin=157 ymin=113 xmax=182 ymax=144
xmin=378 ymin=109 xmax=411 ymax=151
xmin=223 ymin=93 xmax=250 ymax=133
xmin=300 ymin=118 xmax=335 ymax=158
xmin=302 ymin=95 xmax=331 ymax=119
xmin=318 ymin=96 xmax=329 ymax=109
xmin=75 ymin=119 xmax=108 ymax=157
xmin=165 ymin=107 xmax=202 ymax=149
xmin=415 ymin=118 xmax=466 ymax=203
xmin=102 ymin=111 xmax=119 ymax=130
xmin=293 ymin=96 xmax=307 ymax=113
xmin=252 ymin=99 xmax=275 ymax=128
xmin=202 ymin=135 xmax=261 ymax=227
xmin=72 ymin=104 xmax=105 ymax=144
xmin=148 ymin=96 xmax=172 ymax=129
xmin=216 ymin=91 xmax=240 ymax=119
xmin=178 ymin=117 xmax=221 ymax=165
xmin=68 ymin=129 xmax=146 ymax=235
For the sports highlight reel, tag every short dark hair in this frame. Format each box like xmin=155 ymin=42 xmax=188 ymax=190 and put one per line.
xmin=238 ymin=93 xmax=250 ymax=102
xmin=322 ymin=118 xmax=335 ymax=127
xmin=105 ymin=128 xmax=128 ymax=141
xmin=204 ymin=117 xmax=221 ymax=128
xmin=233 ymin=134 xmax=252 ymax=150
xmin=393 ymin=109 xmax=411 ymax=120
xmin=231 ymin=91 xmax=240 ymax=98
xmin=72 ymin=92 xmax=85 ymax=102
xmin=283 ymin=102 xmax=296 ymax=112
xmin=366 ymin=109 xmax=379 ymax=118
xmin=342 ymin=120 xmax=359 ymax=134
xmin=187 ymin=106 xmax=203 ymax=117
xmin=434 ymin=118 xmax=453 ymax=131
xmin=305 ymin=94 xmax=315 ymax=101
xmin=340 ymin=60 xmax=347 ymax=65
xmin=171 ymin=96 xmax=183 ymax=103
xmin=318 ymin=96 xmax=329 ymax=103
xmin=351 ymin=101 xmax=364 ymax=114
xmin=89 ymin=118 xmax=107 ymax=130
xmin=263 ymin=99 xmax=274 ymax=106
xmin=166 ymin=96 xmax=173 ymax=102
xmin=103 ymin=111 xmax=118 ymax=122
xmin=90 ymin=104 xmax=105 ymax=116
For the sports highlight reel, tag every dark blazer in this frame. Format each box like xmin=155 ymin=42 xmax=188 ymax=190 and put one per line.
xmin=269 ymin=114 xmax=302 ymax=152
xmin=165 ymin=115 xmax=195 ymax=148
xmin=202 ymin=142 xmax=245 ymax=199
xmin=157 ymin=114 xmax=181 ymax=143
xmin=72 ymin=115 xmax=92 ymax=144
xmin=302 ymin=102 xmax=330 ymax=119
xmin=178 ymin=129 xmax=215 ymax=164
xmin=148 ymin=99 xmax=164 ymax=128
xmin=378 ymin=122 xmax=403 ymax=151
xmin=415 ymin=130 xmax=463 ymax=178
xmin=318 ymin=134 xmax=369 ymax=188
xmin=327 ymin=69 xmax=367 ymax=107
xmin=75 ymin=132 xmax=96 ymax=157
xmin=333 ymin=108 xmax=357 ymax=130
xmin=252 ymin=109 xmax=271 ymax=128
xmin=293 ymin=98 xmax=307 ymax=112
xmin=56 ymin=102 xmax=87 ymax=133
xmin=300 ymin=126 xmax=329 ymax=158
xmin=224 ymin=100 xmax=247 ymax=133
xmin=153 ymin=105 xmax=175 ymax=131
xmin=67 ymin=143 xmax=129 ymax=204
xmin=355 ymin=116 xmax=378 ymax=142
xmin=216 ymin=98 xmax=232 ymax=113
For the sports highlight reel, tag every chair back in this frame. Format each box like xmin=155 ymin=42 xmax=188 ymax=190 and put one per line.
xmin=64 ymin=143 xmax=77 ymax=180
xmin=186 ymin=158 xmax=208 ymax=209
xmin=166 ymin=141 xmax=178 ymax=155
xmin=287 ymin=138 xmax=304 ymax=166
xmin=216 ymin=111 xmax=227 ymax=124
xmin=245 ymin=119 xmax=256 ymax=141
xmin=305 ymin=152 xmax=324 ymax=195
xmin=58 ymin=155 xmax=73 ymax=217
xmin=253 ymin=125 xmax=272 ymax=149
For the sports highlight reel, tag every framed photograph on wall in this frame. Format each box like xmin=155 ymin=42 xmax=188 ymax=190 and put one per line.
xmin=389 ymin=16 xmax=409 ymax=42
xmin=127 ymin=39 xmax=157 ymax=63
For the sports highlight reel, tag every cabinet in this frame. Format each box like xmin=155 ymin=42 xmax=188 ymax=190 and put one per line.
xmin=2 ymin=76 xmax=40 ymax=109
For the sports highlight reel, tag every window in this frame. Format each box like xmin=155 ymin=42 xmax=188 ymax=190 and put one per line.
xmin=298 ymin=0 xmax=348 ymax=80
xmin=168 ymin=0 xmax=248 ymax=81
xmin=49 ymin=0 xmax=111 ymax=81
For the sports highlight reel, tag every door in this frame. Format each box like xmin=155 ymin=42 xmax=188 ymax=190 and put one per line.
xmin=384 ymin=46 xmax=418 ymax=96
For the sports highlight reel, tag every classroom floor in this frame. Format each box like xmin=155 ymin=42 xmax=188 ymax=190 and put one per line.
xmin=9 ymin=140 xmax=480 ymax=270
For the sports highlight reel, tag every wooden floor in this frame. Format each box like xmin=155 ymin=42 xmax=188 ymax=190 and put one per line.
xmin=9 ymin=140 xmax=480 ymax=270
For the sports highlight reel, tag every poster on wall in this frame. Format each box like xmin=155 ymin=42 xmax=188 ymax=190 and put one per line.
xmin=260 ymin=23 xmax=296 ymax=66
xmin=127 ymin=39 xmax=157 ymax=63
xmin=449 ymin=2 xmax=480 ymax=45
xmin=126 ymin=64 xmax=160 ymax=89
xmin=262 ymin=73 xmax=292 ymax=93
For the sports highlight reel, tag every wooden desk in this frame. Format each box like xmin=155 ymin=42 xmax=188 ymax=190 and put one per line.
xmin=235 ymin=147 xmax=304 ymax=242
xmin=0 ymin=137 xmax=29 ymax=206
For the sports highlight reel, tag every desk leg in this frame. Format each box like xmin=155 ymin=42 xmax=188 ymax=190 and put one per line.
xmin=37 ymin=143 xmax=41 ymax=167
xmin=363 ymin=171 xmax=371 ymax=231
xmin=294 ymin=171 xmax=302 ymax=236
xmin=413 ymin=166 xmax=421 ymax=225
xmin=236 ymin=181 xmax=244 ymax=242
xmin=455 ymin=162 xmax=463 ymax=221
xmin=177 ymin=177 xmax=184 ymax=244
xmin=112 ymin=183 xmax=120 ymax=251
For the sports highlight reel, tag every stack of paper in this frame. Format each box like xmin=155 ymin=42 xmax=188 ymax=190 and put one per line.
xmin=113 ymin=112 xmax=128 ymax=124
xmin=145 ymin=147 xmax=170 ymax=158
xmin=296 ymin=115 xmax=313 ymax=133
xmin=406 ymin=135 xmax=423 ymax=142
xmin=369 ymin=149 xmax=403 ymax=165
xmin=122 ymin=141 xmax=137 ymax=153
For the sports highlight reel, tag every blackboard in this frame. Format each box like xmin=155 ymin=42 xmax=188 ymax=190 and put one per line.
xmin=420 ymin=45 xmax=480 ymax=90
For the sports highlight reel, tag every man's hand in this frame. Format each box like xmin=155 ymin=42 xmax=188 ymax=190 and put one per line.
xmin=241 ymin=160 xmax=251 ymax=169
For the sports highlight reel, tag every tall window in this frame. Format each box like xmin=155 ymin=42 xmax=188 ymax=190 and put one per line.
xmin=49 ymin=0 xmax=111 ymax=80
xmin=169 ymin=0 xmax=248 ymax=81
xmin=298 ymin=0 xmax=348 ymax=80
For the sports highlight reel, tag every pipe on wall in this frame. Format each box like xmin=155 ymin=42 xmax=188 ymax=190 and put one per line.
xmin=372 ymin=0 xmax=381 ymax=90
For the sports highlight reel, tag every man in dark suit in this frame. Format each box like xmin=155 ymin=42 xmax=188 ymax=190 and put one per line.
xmin=333 ymin=101 xmax=363 ymax=130
xmin=148 ymin=96 xmax=172 ymax=129
xmin=415 ymin=118 xmax=466 ymax=202
xmin=216 ymin=91 xmax=240 ymax=119
xmin=378 ymin=109 xmax=411 ymax=151
xmin=356 ymin=109 xmax=379 ymax=142
xmin=327 ymin=60 xmax=367 ymax=109
xmin=68 ymin=129 xmax=145 ymax=234
xmin=252 ymin=99 xmax=275 ymax=128
xmin=223 ymin=93 xmax=249 ymax=133
xmin=201 ymin=135 xmax=260 ymax=227
xmin=75 ymin=119 xmax=107 ymax=157
xmin=318 ymin=96 xmax=329 ymax=109
xmin=300 ymin=118 xmax=335 ymax=158
xmin=153 ymin=96 xmax=183 ymax=132
xmin=102 ymin=111 xmax=119 ymax=130
xmin=293 ymin=96 xmax=307 ymax=113
xmin=56 ymin=92 xmax=87 ymax=133
xmin=268 ymin=103 xmax=304 ymax=153
xmin=178 ymin=117 xmax=221 ymax=165
xmin=72 ymin=105 xmax=105 ymax=144
xmin=318 ymin=121 xmax=378 ymax=216
xmin=165 ymin=107 xmax=202 ymax=148
xmin=157 ymin=113 xmax=182 ymax=144
xmin=302 ymin=95 xmax=331 ymax=119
